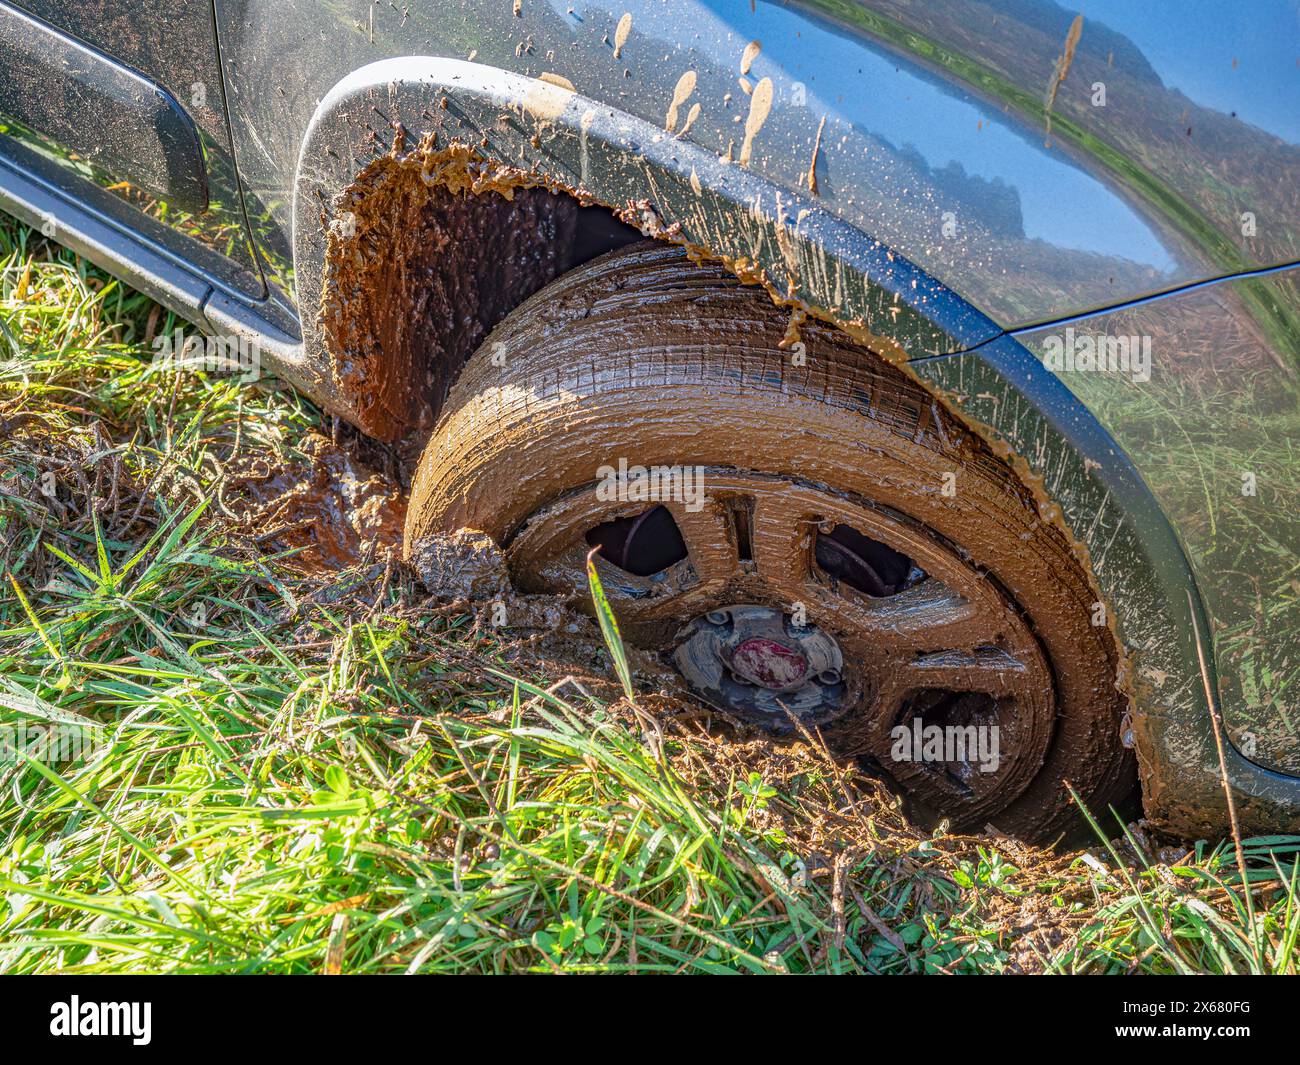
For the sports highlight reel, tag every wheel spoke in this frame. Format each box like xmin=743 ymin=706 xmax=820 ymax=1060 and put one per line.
xmin=887 ymin=646 xmax=1045 ymax=701
xmin=810 ymin=576 xmax=1012 ymax=659
xmin=749 ymin=492 xmax=818 ymax=592
xmin=662 ymin=499 xmax=739 ymax=585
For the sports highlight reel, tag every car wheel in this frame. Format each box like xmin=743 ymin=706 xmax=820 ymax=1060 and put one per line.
xmin=404 ymin=241 xmax=1135 ymax=839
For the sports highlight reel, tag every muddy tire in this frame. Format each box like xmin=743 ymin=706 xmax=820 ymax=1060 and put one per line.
xmin=405 ymin=242 xmax=1135 ymax=840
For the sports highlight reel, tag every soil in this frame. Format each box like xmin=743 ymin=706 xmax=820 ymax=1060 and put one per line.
xmin=227 ymin=431 xmax=406 ymax=572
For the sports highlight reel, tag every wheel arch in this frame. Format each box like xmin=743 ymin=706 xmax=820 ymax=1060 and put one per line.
xmin=290 ymin=57 xmax=1300 ymax=838
xmin=289 ymin=57 xmax=998 ymax=438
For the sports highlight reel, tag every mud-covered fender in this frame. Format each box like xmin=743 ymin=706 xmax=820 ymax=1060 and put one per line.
xmin=289 ymin=57 xmax=1298 ymax=838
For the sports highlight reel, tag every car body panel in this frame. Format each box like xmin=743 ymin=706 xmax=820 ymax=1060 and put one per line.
xmin=0 ymin=0 xmax=268 ymax=300
xmin=1011 ymin=265 xmax=1300 ymax=785
xmin=796 ymin=0 xmax=1300 ymax=288
xmin=0 ymin=2 xmax=208 ymax=211
xmin=216 ymin=0 xmax=1299 ymax=335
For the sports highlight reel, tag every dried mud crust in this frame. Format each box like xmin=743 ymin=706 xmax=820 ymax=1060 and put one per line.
xmin=404 ymin=242 xmax=1135 ymax=839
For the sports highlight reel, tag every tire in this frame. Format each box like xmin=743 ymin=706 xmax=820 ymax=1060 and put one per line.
xmin=404 ymin=241 xmax=1135 ymax=839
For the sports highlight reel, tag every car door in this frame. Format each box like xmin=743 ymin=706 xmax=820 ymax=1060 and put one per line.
xmin=0 ymin=0 xmax=267 ymax=304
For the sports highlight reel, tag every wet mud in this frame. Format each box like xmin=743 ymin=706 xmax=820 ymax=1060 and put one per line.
xmin=228 ymin=431 xmax=406 ymax=572
xmin=407 ymin=527 xmax=511 ymax=602
xmin=321 ymin=140 xmax=578 ymax=444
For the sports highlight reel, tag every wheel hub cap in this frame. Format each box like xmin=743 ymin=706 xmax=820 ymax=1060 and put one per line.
xmin=672 ymin=604 xmax=846 ymax=728
xmin=732 ymin=637 xmax=808 ymax=689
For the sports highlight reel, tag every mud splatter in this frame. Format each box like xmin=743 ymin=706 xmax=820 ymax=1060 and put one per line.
xmin=230 ymin=433 xmax=406 ymax=572
xmin=778 ymin=305 xmax=807 ymax=349
xmin=807 ymin=114 xmax=826 ymax=195
xmin=1044 ymin=13 xmax=1083 ymax=142
xmin=740 ymin=40 xmax=761 ymax=75
xmin=740 ymin=77 xmax=773 ymax=165
xmin=613 ymin=12 xmax=632 ymax=59
xmin=666 ymin=70 xmax=697 ymax=132
xmin=539 ymin=72 xmax=576 ymax=91
xmin=677 ymin=102 xmax=701 ymax=137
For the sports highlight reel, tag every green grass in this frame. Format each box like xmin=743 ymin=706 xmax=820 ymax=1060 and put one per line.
xmin=1 ymin=217 xmax=1298 ymax=973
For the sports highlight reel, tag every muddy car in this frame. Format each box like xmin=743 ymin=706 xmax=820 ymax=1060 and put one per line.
xmin=2 ymin=0 xmax=1297 ymax=841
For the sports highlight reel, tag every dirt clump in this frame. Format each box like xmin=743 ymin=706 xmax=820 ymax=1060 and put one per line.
xmin=408 ymin=527 xmax=511 ymax=601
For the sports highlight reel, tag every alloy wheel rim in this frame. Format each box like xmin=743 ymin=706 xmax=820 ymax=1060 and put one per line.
xmin=506 ymin=469 xmax=1059 ymax=822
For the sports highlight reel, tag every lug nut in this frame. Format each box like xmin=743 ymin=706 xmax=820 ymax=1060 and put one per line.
xmin=706 ymin=610 xmax=730 ymax=625
xmin=817 ymin=669 xmax=841 ymax=685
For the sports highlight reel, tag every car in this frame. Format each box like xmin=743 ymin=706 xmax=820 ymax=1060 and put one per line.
xmin=2 ymin=0 xmax=1296 ymax=841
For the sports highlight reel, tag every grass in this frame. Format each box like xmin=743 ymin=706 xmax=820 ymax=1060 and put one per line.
xmin=1 ymin=216 xmax=1298 ymax=973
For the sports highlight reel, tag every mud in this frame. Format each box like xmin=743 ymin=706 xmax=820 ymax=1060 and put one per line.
xmin=407 ymin=528 xmax=511 ymax=601
xmin=1044 ymin=14 xmax=1084 ymax=142
xmin=228 ymin=432 xmax=405 ymax=572
xmin=320 ymin=139 xmax=578 ymax=444
xmin=613 ymin=13 xmax=632 ymax=59
xmin=739 ymin=77 xmax=773 ymax=166
xmin=319 ymin=137 xmax=1140 ymax=835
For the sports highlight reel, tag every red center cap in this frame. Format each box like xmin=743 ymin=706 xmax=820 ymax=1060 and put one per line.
xmin=731 ymin=637 xmax=808 ymax=689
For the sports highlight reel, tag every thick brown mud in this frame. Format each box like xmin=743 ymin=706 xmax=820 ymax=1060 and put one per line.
xmin=228 ymin=432 xmax=406 ymax=572
xmin=321 ymin=140 xmax=578 ymax=445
